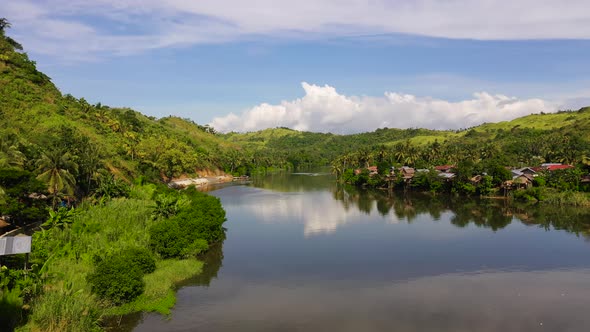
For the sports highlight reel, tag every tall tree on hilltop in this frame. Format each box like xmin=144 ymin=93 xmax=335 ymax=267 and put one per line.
xmin=0 ymin=18 xmax=23 ymax=51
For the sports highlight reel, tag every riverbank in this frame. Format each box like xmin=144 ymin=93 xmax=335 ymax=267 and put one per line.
xmin=3 ymin=184 xmax=226 ymax=332
xmin=168 ymin=175 xmax=234 ymax=189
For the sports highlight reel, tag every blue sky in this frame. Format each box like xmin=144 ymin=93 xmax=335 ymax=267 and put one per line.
xmin=5 ymin=0 xmax=590 ymax=133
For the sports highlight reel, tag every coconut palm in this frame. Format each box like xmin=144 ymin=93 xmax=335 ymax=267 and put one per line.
xmin=0 ymin=186 xmax=5 ymax=205
xmin=0 ymin=134 xmax=26 ymax=169
xmin=36 ymin=149 xmax=78 ymax=209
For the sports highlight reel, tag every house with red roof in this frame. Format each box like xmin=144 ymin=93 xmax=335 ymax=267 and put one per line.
xmin=544 ymin=164 xmax=574 ymax=171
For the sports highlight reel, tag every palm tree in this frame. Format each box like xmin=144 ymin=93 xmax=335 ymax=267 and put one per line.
xmin=0 ymin=134 xmax=26 ymax=169
xmin=36 ymin=149 xmax=78 ymax=209
xmin=0 ymin=186 xmax=6 ymax=205
xmin=78 ymin=141 xmax=103 ymax=193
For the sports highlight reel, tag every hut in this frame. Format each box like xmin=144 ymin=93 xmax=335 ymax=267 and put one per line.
xmin=469 ymin=175 xmax=483 ymax=184
xmin=400 ymin=166 xmax=415 ymax=180
xmin=513 ymin=174 xmax=533 ymax=189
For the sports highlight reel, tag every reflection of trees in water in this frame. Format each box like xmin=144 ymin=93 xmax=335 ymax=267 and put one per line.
xmin=252 ymin=171 xmax=336 ymax=193
xmin=331 ymin=186 xmax=590 ymax=237
xmin=184 ymin=240 xmax=224 ymax=287
xmin=514 ymin=205 xmax=590 ymax=237
xmin=449 ymin=199 xmax=512 ymax=231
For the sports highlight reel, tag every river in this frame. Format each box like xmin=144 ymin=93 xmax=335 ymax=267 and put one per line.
xmin=127 ymin=171 xmax=590 ymax=331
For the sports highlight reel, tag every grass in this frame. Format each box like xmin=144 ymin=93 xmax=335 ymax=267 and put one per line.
xmin=19 ymin=192 xmax=207 ymax=331
xmin=474 ymin=110 xmax=590 ymax=133
xmin=1 ymin=288 xmax=24 ymax=330
xmin=22 ymin=289 xmax=101 ymax=332
xmin=542 ymin=190 xmax=590 ymax=207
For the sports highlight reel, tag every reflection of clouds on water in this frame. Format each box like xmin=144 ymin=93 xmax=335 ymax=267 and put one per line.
xmin=234 ymin=190 xmax=401 ymax=237
xmin=139 ymin=269 xmax=590 ymax=332
xmin=228 ymin=188 xmax=467 ymax=238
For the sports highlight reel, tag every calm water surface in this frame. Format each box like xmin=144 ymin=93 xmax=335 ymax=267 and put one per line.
xmin=130 ymin=172 xmax=590 ymax=331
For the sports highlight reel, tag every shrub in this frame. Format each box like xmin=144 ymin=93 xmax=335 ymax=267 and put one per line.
xmin=120 ymin=247 xmax=156 ymax=274
xmin=87 ymin=255 xmax=145 ymax=305
xmin=151 ymin=192 xmax=186 ymax=220
xmin=149 ymin=219 xmax=186 ymax=258
xmin=149 ymin=189 xmax=223 ymax=258
xmin=149 ymin=220 xmax=209 ymax=258
xmin=175 ymin=188 xmax=226 ymax=243
xmin=513 ymin=187 xmax=545 ymax=202
xmin=186 ymin=239 xmax=209 ymax=256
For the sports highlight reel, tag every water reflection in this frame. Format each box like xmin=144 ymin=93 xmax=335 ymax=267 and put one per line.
xmin=332 ymin=184 xmax=590 ymax=237
xmin=135 ymin=268 xmax=590 ymax=332
xmin=106 ymin=241 xmax=225 ymax=331
xmin=244 ymin=172 xmax=590 ymax=238
xmin=129 ymin=172 xmax=590 ymax=332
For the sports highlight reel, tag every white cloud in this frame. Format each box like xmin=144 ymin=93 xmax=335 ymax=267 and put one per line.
xmin=4 ymin=1 xmax=590 ymax=59
xmin=210 ymin=82 xmax=556 ymax=133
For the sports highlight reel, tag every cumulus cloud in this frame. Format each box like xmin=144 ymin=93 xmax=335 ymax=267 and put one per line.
xmin=5 ymin=0 xmax=590 ymax=59
xmin=210 ymin=82 xmax=556 ymax=133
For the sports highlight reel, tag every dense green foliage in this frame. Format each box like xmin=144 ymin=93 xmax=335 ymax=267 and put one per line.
xmin=2 ymin=16 xmax=590 ymax=211
xmin=120 ymin=247 xmax=157 ymax=274
xmin=0 ymin=18 xmax=255 ymax=197
xmin=0 ymin=169 xmax=48 ymax=226
xmin=1 ymin=184 xmax=222 ymax=331
xmin=149 ymin=188 xmax=224 ymax=258
xmin=88 ymin=252 xmax=146 ymax=304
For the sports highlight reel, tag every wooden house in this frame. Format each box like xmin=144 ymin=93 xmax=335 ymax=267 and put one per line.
xmin=469 ymin=175 xmax=483 ymax=184
xmin=513 ymin=174 xmax=533 ymax=189
xmin=400 ymin=166 xmax=415 ymax=180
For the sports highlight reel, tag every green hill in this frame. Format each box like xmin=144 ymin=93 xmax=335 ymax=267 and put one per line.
xmin=2 ymin=17 xmax=590 ymax=194
xmin=0 ymin=21 xmax=247 ymax=189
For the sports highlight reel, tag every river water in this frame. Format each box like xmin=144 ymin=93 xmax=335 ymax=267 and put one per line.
xmin=129 ymin=172 xmax=590 ymax=331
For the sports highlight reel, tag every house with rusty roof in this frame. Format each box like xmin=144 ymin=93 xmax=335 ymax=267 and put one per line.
xmin=544 ymin=164 xmax=574 ymax=171
xmin=400 ymin=166 xmax=415 ymax=180
xmin=435 ymin=165 xmax=455 ymax=173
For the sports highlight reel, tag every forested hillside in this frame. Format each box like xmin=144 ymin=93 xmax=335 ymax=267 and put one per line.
xmin=2 ymin=15 xmax=590 ymax=206
xmin=225 ymin=107 xmax=590 ymax=172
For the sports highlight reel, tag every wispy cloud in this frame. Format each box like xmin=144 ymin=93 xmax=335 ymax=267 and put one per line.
xmin=5 ymin=1 xmax=590 ymax=60
xmin=210 ymin=82 xmax=556 ymax=133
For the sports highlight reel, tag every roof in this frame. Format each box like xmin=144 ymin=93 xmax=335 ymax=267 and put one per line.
xmin=514 ymin=174 xmax=533 ymax=183
xmin=438 ymin=172 xmax=456 ymax=179
xmin=546 ymin=165 xmax=574 ymax=171
xmin=435 ymin=165 xmax=455 ymax=172
xmin=400 ymin=166 xmax=415 ymax=174
xmin=512 ymin=168 xmax=537 ymax=177
xmin=516 ymin=167 xmax=537 ymax=174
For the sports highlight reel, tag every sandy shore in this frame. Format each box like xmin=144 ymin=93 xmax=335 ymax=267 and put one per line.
xmin=168 ymin=175 xmax=234 ymax=189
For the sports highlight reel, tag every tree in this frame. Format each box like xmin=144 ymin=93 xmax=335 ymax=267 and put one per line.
xmin=0 ymin=18 xmax=23 ymax=51
xmin=0 ymin=169 xmax=48 ymax=226
xmin=77 ymin=139 xmax=103 ymax=194
xmin=36 ymin=149 xmax=78 ymax=208
xmin=0 ymin=18 xmax=10 ymax=32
